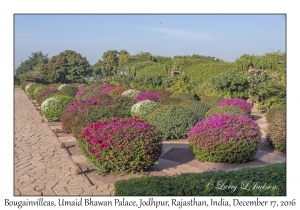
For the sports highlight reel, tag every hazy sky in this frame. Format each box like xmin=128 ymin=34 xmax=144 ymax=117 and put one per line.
xmin=14 ymin=14 xmax=286 ymax=68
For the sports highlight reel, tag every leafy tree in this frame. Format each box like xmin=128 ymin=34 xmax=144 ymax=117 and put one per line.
xmin=101 ymin=50 xmax=119 ymax=77
xmin=131 ymin=51 xmax=154 ymax=62
xmin=118 ymin=50 xmax=131 ymax=74
xmin=15 ymin=51 xmax=49 ymax=82
xmin=39 ymin=50 xmax=91 ymax=83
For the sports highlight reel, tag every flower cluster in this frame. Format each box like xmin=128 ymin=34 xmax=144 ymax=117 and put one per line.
xmin=79 ymin=117 xmax=163 ymax=174
xmin=131 ymin=100 xmax=160 ymax=120
xmin=100 ymin=84 xmax=115 ymax=95
xmin=121 ymin=89 xmax=141 ymax=99
xmin=188 ymin=114 xmax=261 ymax=163
xmin=218 ymin=98 xmax=252 ymax=116
xmin=58 ymin=84 xmax=68 ymax=91
xmin=135 ymin=91 xmax=159 ymax=102
xmin=75 ymin=89 xmax=89 ymax=100
xmin=66 ymin=99 xmax=102 ymax=114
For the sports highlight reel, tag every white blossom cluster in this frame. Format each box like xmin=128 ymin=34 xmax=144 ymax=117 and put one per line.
xmin=121 ymin=89 xmax=141 ymax=99
xmin=131 ymin=99 xmax=160 ymax=118
xmin=25 ymin=83 xmax=35 ymax=92
xmin=41 ymin=97 xmax=58 ymax=112
xmin=58 ymin=84 xmax=68 ymax=91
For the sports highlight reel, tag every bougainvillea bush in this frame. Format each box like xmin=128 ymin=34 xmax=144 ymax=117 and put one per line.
xmin=59 ymin=84 xmax=78 ymax=97
xmin=66 ymin=99 xmax=102 ymax=115
xmin=266 ymin=110 xmax=286 ymax=153
xmin=180 ymin=101 xmax=209 ymax=121
xmin=131 ymin=100 xmax=160 ymax=120
xmin=41 ymin=95 xmax=74 ymax=122
xmin=205 ymin=106 xmax=248 ymax=118
xmin=200 ymin=96 xmax=224 ymax=109
xmin=218 ymin=98 xmax=252 ymax=117
xmin=121 ymin=89 xmax=141 ymax=99
xmin=108 ymin=86 xmax=126 ymax=98
xmin=266 ymin=104 xmax=286 ymax=122
xmin=188 ymin=114 xmax=261 ymax=163
xmin=101 ymin=84 xmax=115 ymax=95
xmin=75 ymin=89 xmax=89 ymax=101
xmin=38 ymin=88 xmax=62 ymax=105
xmin=135 ymin=91 xmax=159 ymax=102
xmin=89 ymin=93 xmax=112 ymax=105
xmin=170 ymin=92 xmax=195 ymax=101
xmin=147 ymin=105 xmax=198 ymax=140
xmin=79 ymin=117 xmax=163 ymax=174
xmin=81 ymin=91 xmax=98 ymax=101
xmin=108 ymin=96 xmax=136 ymax=118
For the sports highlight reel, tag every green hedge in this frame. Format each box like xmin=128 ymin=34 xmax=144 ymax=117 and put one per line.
xmin=115 ymin=163 xmax=286 ymax=196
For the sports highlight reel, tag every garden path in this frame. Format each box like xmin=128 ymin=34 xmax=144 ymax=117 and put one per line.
xmin=14 ymin=88 xmax=286 ymax=196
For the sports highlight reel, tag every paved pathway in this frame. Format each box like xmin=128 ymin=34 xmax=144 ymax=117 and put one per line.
xmin=14 ymin=88 xmax=286 ymax=196
xmin=14 ymin=89 xmax=114 ymax=196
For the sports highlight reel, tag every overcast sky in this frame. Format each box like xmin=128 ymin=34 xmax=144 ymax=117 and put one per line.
xmin=14 ymin=14 xmax=286 ymax=68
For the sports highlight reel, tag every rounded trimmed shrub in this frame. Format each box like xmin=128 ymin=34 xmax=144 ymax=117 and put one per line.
xmin=131 ymin=100 xmax=161 ymax=120
xmin=108 ymin=86 xmax=127 ymax=98
xmin=70 ymin=82 xmax=81 ymax=88
xmin=109 ymin=96 xmax=136 ymax=118
xmin=25 ymin=83 xmax=40 ymax=99
xmin=25 ymin=82 xmax=35 ymax=92
xmin=81 ymin=91 xmax=98 ymax=101
xmin=266 ymin=110 xmax=286 ymax=153
xmin=154 ymin=90 xmax=172 ymax=99
xmin=200 ymin=96 xmax=224 ymax=109
xmin=147 ymin=104 xmax=198 ymax=140
xmin=205 ymin=106 xmax=248 ymax=118
xmin=79 ymin=117 xmax=163 ymax=174
xmin=121 ymin=89 xmax=141 ymax=99
xmin=33 ymin=86 xmax=48 ymax=100
xmin=20 ymin=81 xmax=28 ymax=90
xmin=41 ymin=95 xmax=74 ymax=122
xmin=158 ymin=97 xmax=182 ymax=106
xmin=188 ymin=114 xmax=261 ymax=163
xmin=37 ymin=88 xmax=61 ymax=105
xmin=266 ymin=104 xmax=286 ymax=122
xmin=59 ymin=85 xmax=78 ymax=97
xmin=58 ymin=84 xmax=68 ymax=91
xmin=66 ymin=99 xmax=102 ymax=115
xmin=180 ymin=100 xmax=209 ymax=121
xmin=93 ymin=85 xmax=104 ymax=93
xmin=48 ymin=83 xmax=62 ymax=89
xmin=89 ymin=93 xmax=112 ymax=105
xmin=170 ymin=92 xmax=195 ymax=101
xmin=135 ymin=91 xmax=159 ymax=102
xmin=101 ymin=84 xmax=115 ymax=95
xmin=75 ymin=89 xmax=89 ymax=101
xmin=218 ymin=98 xmax=252 ymax=116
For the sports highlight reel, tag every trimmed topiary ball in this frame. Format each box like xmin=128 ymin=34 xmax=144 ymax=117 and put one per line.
xmin=147 ymin=104 xmax=198 ymax=140
xmin=89 ymin=93 xmax=112 ymax=105
xmin=154 ymin=90 xmax=172 ymax=99
xmin=180 ymin=100 xmax=209 ymax=121
xmin=266 ymin=104 xmax=286 ymax=122
xmin=109 ymin=96 xmax=136 ymax=118
xmin=266 ymin=110 xmax=286 ymax=153
xmin=59 ymin=84 xmax=78 ymax=97
xmin=170 ymin=92 xmax=196 ymax=101
xmin=58 ymin=84 xmax=68 ymax=91
xmin=81 ymin=91 xmax=98 ymax=101
xmin=101 ymin=84 xmax=115 ymax=95
xmin=158 ymin=97 xmax=182 ymax=105
xmin=33 ymin=85 xmax=48 ymax=100
xmin=79 ymin=117 xmax=163 ymax=174
xmin=188 ymin=114 xmax=261 ymax=163
xmin=41 ymin=94 xmax=74 ymax=122
xmin=218 ymin=98 xmax=252 ymax=116
xmin=131 ymin=100 xmax=161 ymax=120
xmin=121 ymin=89 xmax=141 ymax=99
xmin=205 ymin=106 xmax=248 ymax=118
xmin=75 ymin=89 xmax=89 ymax=101
xmin=108 ymin=86 xmax=127 ymax=98
xmin=200 ymin=96 xmax=224 ymax=109
xmin=135 ymin=91 xmax=159 ymax=102
xmin=38 ymin=88 xmax=62 ymax=105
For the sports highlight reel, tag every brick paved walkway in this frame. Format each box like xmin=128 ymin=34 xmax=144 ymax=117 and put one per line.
xmin=14 ymin=89 xmax=114 ymax=196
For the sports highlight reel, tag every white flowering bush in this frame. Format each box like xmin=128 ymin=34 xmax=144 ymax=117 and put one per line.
xmin=25 ymin=83 xmax=35 ymax=92
xmin=121 ymin=89 xmax=141 ymax=99
xmin=58 ymin=84 xmax=68 ymax=91
xmin=131 ymin=100 xmax=160 ymax=120
xmin=41 ymin=94 xmax=74 ymax=122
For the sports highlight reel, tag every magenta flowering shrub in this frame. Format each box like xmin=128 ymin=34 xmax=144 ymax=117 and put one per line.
xmin=66 ymin=99 xmax=102 ymax=114
xmin=79 ymin=117 xmax=163 ymax=174
xmin=135 ymin=91 xmax=159 ymax=102
xmin=218 ymin=98 xmax=252 ymax=116
xmin=37 ymin=88 xmax=61 ymax=105
xmin=75 ymin=89 xmax=89 ymax=101
xmin=188 ymin=114 xmax=261 ymax=163
xmin=101 ymin=85 xmax=115 ymax=95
